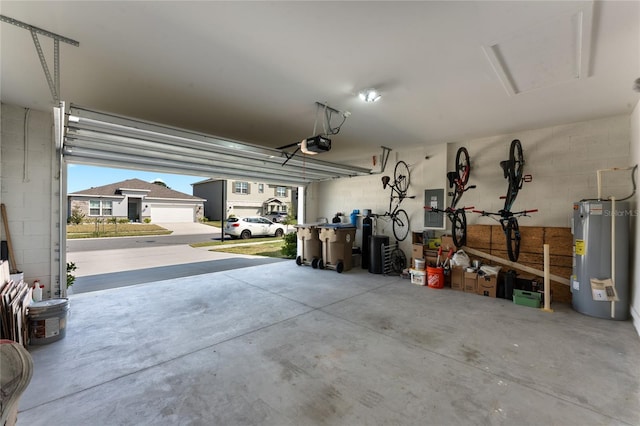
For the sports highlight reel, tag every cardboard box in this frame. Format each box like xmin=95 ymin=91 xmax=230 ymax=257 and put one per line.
xmin=440 ymin=235 xmax=456 ymax=251
xmin=477 ymin=274 xmax=497 ymax=297
xmin=450 ymin=266 xmax=465 ymax=291
xmin=464 ymin=271 xmax=477 ymax=293
xmin=412 ymin=244 xmax=424 ymax=260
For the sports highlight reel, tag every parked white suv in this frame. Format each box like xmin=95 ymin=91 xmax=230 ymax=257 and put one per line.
xmin=225 ymin=216 xmax=286 ymax=239
xmin=265 ymin=212 xmax=288 ymax=223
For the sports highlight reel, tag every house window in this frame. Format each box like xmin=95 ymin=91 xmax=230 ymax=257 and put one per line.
xmin=234 ymin=181 xmax=249 ymax=194
xmin=276 ymin=186 xmax=286 ymax=197
xmin=89 ymin=200 xmax=113 ymax=216
xmin=258 ymin=184 xmax=264 ymax=194
xmin=89 ymin=200 xmax=100 ymax=216
xmin=102 ymin=201 xmax=113 ymax=215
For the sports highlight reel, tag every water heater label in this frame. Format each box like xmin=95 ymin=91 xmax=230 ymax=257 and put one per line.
xmin=589 ymin=203 xmax=603 ymax=215
xmin=572 ymin=278 xmax=579 ymax=291
xmin=575 ymin=240 xmax=585 ymax=256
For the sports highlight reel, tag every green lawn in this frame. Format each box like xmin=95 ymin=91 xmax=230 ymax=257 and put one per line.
xmin=213 ymin=240 xmax=292 ymax=258
xmin=190 ymin=236 xmax=283 ymax=248
xmin=67 ymin=223 xmax=172 ymax=239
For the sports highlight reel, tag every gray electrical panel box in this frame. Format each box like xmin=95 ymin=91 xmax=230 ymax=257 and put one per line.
xmin=424 ymin=189 xmax=445 ymax=229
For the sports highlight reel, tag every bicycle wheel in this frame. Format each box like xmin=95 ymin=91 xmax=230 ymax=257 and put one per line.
xmin=505 ymin=217 xmax=520 ymax=262
xmin=451 ymin=210 xmax=467 ymax=247
xmin=509 ymin=139 xmax=524 ymax=186
xmin=392 ymin=209 xmax=410 ymax=241
xmin=394 ymin=161 xmax=410 ymax=194
xmin=390 ymin=248 xmax=407 ymax=274
xmin=455 ymin=147 xmax=470 ymax=186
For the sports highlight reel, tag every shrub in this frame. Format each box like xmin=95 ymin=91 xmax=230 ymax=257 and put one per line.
xmin=68 ymin=208 xmax=85 ymax=225
xmin=281 ymin=232 xmax=297 ymax=258
xmin=118 ymin=218 xmax=129 ymax=224
xmin=143 ymin=218 xmax=151 ymax=223
xmin=67 ymin=262 xmax=77 ymax=288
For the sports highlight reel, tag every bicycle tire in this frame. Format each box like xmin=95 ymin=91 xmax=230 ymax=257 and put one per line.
xmin=394 ymin=161 xmax=410 ymax=194
xmin=451 ymin=210 xmax=467 ymax=248
xmin=392 ymin=209 xmax=410 ymax=241
xmin=505 ymin=217 xmax=520 ymax=262
xmin=509 ymin=139 xmax=524 ymax=187
xmin=390 ymin=248 xmax=407 ymax=274
xmin=456 ymin=147 xmax=470 ymax=186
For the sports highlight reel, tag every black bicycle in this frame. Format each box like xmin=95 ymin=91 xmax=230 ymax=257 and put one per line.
xmin=473 ymin=139 xmax=536 ymax=262
xmin=378 ymin=160 xmax=414 ymax=241
xmin=425 ymin=147 xmax=476 ymax=247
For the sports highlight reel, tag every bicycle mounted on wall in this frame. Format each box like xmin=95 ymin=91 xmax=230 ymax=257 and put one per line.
xmin=424 ymin=147 xmax=476 ymax=247
xmin=376 ymin=160 xmax=415 ymax=242
xmin=473 ymin=139 xmax=536 ymax=262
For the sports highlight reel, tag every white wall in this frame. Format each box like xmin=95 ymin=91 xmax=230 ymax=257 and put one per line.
xmin=630 ymin=100 xmax=640 ymax=336
xmin=309 ymin=144 xmax=447 ymax=256
xmin=1 ymin=103 xmax=60 ymax=297
xmin=452 ymin=115 xmax=631 ymax=228
xmin=311 ymin=115 xmax=630 ymax=247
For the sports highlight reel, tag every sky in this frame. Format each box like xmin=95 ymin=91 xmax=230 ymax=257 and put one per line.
xmin=67 ymin=164 xmax=208 ymax=195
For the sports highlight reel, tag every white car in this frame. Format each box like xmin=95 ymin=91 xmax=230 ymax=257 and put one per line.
xmin=225 ymin=216 xmax=286 ymax=239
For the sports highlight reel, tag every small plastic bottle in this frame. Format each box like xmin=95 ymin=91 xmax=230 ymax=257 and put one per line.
xmin=33 ymin=280 xmax=42 ymax=302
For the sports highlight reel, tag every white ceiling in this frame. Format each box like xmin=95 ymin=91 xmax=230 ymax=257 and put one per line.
xmin=1 ymin=1 xmax=639 ymax=163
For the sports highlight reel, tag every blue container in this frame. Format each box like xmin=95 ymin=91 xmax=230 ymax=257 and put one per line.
xmin=350 ymin=209 xmax=359 ymax=227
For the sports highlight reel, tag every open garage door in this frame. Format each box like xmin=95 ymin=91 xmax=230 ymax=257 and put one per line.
xmin=62 ymin=105 xmax=372 ymax=187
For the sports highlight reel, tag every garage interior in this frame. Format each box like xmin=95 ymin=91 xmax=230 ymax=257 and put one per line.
xmin=1 ymin=1 xmax=640 ymax=425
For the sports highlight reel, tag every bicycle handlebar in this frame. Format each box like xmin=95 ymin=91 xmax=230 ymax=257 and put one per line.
xmin=513 ymin=209 xmax=538 ymax=215
xmin=473 ymin=209 xmax=537 ymax=217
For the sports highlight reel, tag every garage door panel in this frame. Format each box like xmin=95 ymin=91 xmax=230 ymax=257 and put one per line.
xmin=150 ymin=205 xmax=194 ymax=223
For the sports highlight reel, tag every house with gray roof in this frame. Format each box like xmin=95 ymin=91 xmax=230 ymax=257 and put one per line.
xmin=68 ymin=178 xmax=206 ymax=223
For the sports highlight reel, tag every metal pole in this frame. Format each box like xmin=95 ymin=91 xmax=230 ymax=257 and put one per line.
xmin=221 ymin=180 xmax=226 ymax=242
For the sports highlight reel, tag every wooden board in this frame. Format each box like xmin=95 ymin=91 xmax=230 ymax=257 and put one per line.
xmin=466 ymin=225 xmax=492 ymax=250
xmin=544 ymin=227 xmax=574 ymax=255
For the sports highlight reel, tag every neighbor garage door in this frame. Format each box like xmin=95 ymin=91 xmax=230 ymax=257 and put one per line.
xmin=150 ymin=205 xmax=194 ymax=223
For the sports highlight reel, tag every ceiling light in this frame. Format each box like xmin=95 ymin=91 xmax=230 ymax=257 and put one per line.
xmin=359 ymin=89 xmax=381 ymax=103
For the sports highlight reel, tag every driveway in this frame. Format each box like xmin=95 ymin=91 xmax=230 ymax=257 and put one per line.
xmin=67 ymin=222 xmax=287 ymax=294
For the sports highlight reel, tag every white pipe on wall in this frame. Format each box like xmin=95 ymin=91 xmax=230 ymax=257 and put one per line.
xmin=611 ymin=196 xmax=616 ymax=318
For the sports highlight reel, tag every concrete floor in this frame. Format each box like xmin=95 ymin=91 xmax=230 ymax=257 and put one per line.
xmin=18 ymin=262 xmax=640 ymax=425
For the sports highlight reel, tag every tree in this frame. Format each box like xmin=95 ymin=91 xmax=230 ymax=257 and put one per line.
xmin=151 ymin=179 xmax=170 ymax=189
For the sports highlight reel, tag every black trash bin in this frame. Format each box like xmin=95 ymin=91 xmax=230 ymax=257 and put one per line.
xmin=369 ymin=235 xmax=389 ymax=274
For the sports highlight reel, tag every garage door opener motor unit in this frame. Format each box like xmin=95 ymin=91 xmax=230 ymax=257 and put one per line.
xmin=301 ymin=135 xmax=331 ymax=154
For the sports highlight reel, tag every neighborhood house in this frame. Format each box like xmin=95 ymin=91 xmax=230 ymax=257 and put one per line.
xmin=192 ymin=178 xmax=296 ymax=220
xmin=68 ymin=178 xmax=206 ymax=223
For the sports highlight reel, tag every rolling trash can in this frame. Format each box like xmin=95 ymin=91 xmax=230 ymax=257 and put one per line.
xmin=318 ymin=224 xmax=356 ymax=273
xmin=369 ymin=235 xmax=389 ymax=274
xmin=294 ymin=224 xmax=323 ymax=268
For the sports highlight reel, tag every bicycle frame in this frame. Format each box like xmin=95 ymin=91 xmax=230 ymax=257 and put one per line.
xmin=474 ymin=139 xmax=535 ymax=262
xmin=425 ymin=147 xmax=475 ymax=247
xmin=379 ymin=161 xmax=414 ymax=241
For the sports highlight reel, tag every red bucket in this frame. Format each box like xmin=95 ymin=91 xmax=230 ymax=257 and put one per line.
xmin=427 ymin=266 xmax=445 ymax=289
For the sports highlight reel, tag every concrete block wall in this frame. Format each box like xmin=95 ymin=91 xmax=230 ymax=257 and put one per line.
xmin=453 ymin=114 xmax=632 ymax=229
xmin=309 ymin=144 xmax=447 ymax=256
xmin=1 ymin=103 xmax=59 ymax=297
xmin=310 ymin=114 xmax=631 ymax=254
xmin=630 ymin=100 xmax=639 ymax=336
